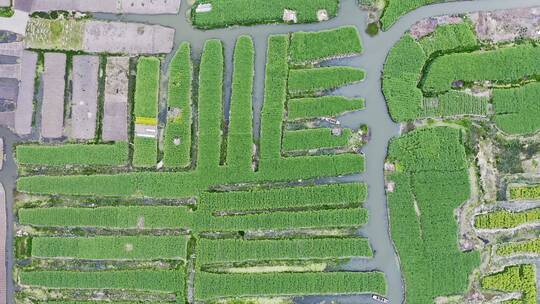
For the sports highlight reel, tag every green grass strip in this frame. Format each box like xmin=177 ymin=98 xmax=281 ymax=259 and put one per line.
xmin=134 ymin=57 xmax=160 ymax=118
xmin=191 ymin=0 xmax=339 ymax=29
xmin=16 ymin=142 xmax=128 ymax=166
xmin=475 ymin=208 xmax=540 ymax=229
xmin=260 ymin=35 xmax=289 ymax=160
xmin=195 ymin=271 xmax=386 ymax=299
xmin=288 ymin=67 xmax=365 ymax=94
xmin=198 ymin=208 xmax=367 ymax=232
xmin=290 ymin=26 xmax=362 ymax=64
xmin=282 ymin=128 xmax=352 ymax=151
xmin=197 ymin=237 xmax=372 ymax=265
xmin=164 ymin=42 xmax=193 ymax=168
xmin=287 ymin=96 xmax=364 ymax=121
xmin=199 ymin=182 xmax=366 ymax=212
xmin=497 ymin=239 xmax=540 ymax=256
xmin=19 ymin=270 xmax=184 ymax=293
xmin=32 ymin=236 xmax=189 ymax=260
xmin=18 ymin=206 xmax=194 ymax=229
xmin=197 ymin=39 xmax=224 ymax=171
xmin=226 ymin=35 xmax=254 ymax=172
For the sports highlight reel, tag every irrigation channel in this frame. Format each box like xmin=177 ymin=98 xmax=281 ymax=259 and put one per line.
xmin=1 ymin=0 xmax=540 ymax=303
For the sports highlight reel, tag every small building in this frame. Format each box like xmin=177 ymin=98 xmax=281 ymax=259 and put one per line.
xmin=196 ymin=3 xmax=212 ymax=13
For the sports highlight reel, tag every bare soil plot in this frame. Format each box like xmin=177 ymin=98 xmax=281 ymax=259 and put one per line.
xmin=14 ymin=50 xmax=37 ymax=136
xmin=40 ymin=53 xmax=66 ymax=139
xmin=102 ymin=56 xmax=129 ymax=142
xmin=26 ymin=0 xmax=180 ymax=14
xmin=70 ymin=55 xmax=99 ymax=140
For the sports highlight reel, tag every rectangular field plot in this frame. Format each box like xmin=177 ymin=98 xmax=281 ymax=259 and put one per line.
xmin=32 ymin=236 xmax=189 ymax=260
xmin=14 ymin=27 xmax=377 ymax=303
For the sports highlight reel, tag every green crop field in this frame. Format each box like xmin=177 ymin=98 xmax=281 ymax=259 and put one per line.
xmin=382 ymin=20 xmax=540 ymax=135
xmin=481 ymin=264 xmax=537 ymax=304
xmin=387 ymin=127 xmax=480 ymax=303
xmin=163 ymin=42 xmax=193 ymax=168
xmin=509 ymin=184 xmax=540 ymax=200
xmin=191 ymin=0 xmax=339 ymax=29
xmin=497 ymin=239 xmax=540 ymax=256
xmin=475 ymin=208 xmax=540 ymax=229
xmin=14 ymin=28 xmax=383 ymax=303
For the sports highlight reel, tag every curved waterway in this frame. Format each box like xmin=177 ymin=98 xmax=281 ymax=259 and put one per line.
xmin=2 ymin=0 xmax=540 ymax=303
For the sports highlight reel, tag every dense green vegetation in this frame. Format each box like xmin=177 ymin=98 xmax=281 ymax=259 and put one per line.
xmin=290 ymin=26 xmax=362 ymax=64
xmin=383 ymin=21 xmax=540 ymax=136
xmin=422 ymin=44 xmax=540 ymax=94
xmin=16 ymin=142 xmax=128 ymax=166
xmin=164 ymin=42 xmax=193 ymax=168
xmin=282 ymin=128 xmax=352 ymax=151
xmin=497 ymin=239 xmax=540 ymax=256
xmin=226 ymin=36 xmax=255 ymax=172
xmin=383 ymin=34 xmax=426 ymax=121
xmin=133 ymin=57 xmax=160 ymax=168
xmin=132 ymin=137 xmax=157 ymax=168
xmin=19 ymin=270 xmax=184 ymax=293
xmin=16 ymin=29 xmax=374 ymax=303
xmin=197 ymin=237 xmax=372 ymax=264
xmin=387 ymin=127 xmax=480 ymax=303
xmin=32 ymin=236 xmax=189 ymax=260
xmin=493 ymin=82 xmax=540 ymax=134
xmin=134 ymin=57 xmax=160 ymax=119
xmin=200 ymin=182 xmax=367 ymax=212
xmin=288 ymin=67 xmax=365 ymax=94
xmin=509 ymin=184 xmax=540 ymax=200
xmin=191 ymin=0 xmax=339 ymax=29
xmin=197 ymin=39 xmax=224 ymax=171
xmin=475 ymin=208 xmax=540 ymax=229
xmin=19 ymin=206 xmax=194 ymax=229
xmin=287 ymin=96 xmax=365 ymax=120
xmin=195 ymin=272 xmax=386 ymax=299
xmin=481 ymin=264 xmax=537 ymax=304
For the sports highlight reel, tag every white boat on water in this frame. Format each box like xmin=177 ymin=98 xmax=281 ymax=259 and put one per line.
xmin=372 ymin=294 xmax=389 ymax=303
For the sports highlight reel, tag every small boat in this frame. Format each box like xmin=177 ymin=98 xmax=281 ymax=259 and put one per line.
xmin=372 ymin=294 xmax=389 ymax=303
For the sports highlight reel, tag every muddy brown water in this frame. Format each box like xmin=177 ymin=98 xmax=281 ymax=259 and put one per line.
xmin=2 ymin=0 xmax=540 ymax=303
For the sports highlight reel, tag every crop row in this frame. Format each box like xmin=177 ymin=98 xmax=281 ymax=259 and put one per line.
xmin=133 ymin=57 xmax=160 ymax=168
xmin=199 ymin=182 xmax=366 ymax=212
xmin=197 ymin=237 xmax=372 ymax=265
xmin=194 ymin=271 xmax=386 ymax=300
xmin=190 ymin=0 xmax=339 ymax=29
xmin=418 ymin=22 xmax=478 ymax=57
xmin=15 ymin=142 xmax=128 ymax=166
xmin=387 ymin=127 xmax=480 ymax=303
xmin=481 ymin=264 xmax=537 ymax=304
xmin=31 ymin=236 xmax=189 ymax=260
xmin=380 ymin=0 xmax=437 ymax=30
xmin=18 ymin=204 xmax=366 ymax=232
xmin=133 ymin=57 xmax=160 ymax=119
xmin=287 ymin=96 xmax=365 ymax=121
xmin=509 ymin=184 xmax=540 ymax=200
xmin=197 ymin=39 xmax=224 ymax=171
xmin=282 ymin=128 xmax=352 ymax=151
xmin=422 ymin=91 xmax=488 ymax=118
xmin=163 ymin=42 xmax=193 ymax=168
xmin=225 ymin=36 xmax=255 ymax=173
xmin=19 ymin=270 xmax=184 ymax=293
xmin=18 ymin=206 xmax=194 ymax=229
xmin=288 ymin=67 xmax=365 ymax=94
xmin=289 ymin=26 xmax=362 ymax=64
xmin=259 ymin=35 xmax=289 ymax=161
xmin=496 ymin=239 xmax=540 ymax=256
xmin=474 ymin=208 xmax=540 ymax=229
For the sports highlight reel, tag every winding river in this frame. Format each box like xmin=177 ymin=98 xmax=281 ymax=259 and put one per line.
xmin=2 ymin=0 xmax=540 ymax=303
